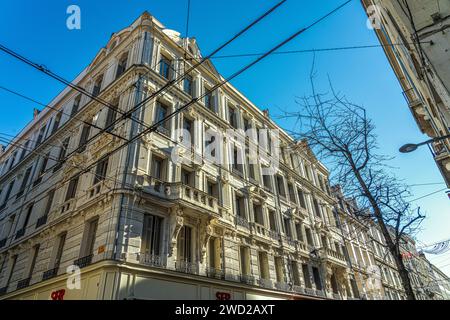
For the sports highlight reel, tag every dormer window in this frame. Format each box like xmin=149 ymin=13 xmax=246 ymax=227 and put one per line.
xmin=159 ymin=55 xmax=171 ymax=79
xmin=116 ymin=52 xmax=128 ymax=79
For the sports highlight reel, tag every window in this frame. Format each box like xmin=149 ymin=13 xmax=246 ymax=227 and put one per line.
xmin=204 ymin=87 xmax=214 ymax=111
xmin=27 ymin=244 xmax=40 ymax=278
xmin=17 ymin=203 xmax=33 ymax=238
xmin=65 ymin=177 xmax=79 ymax=201
xmin=321 ymin=235 xmax=328 ymax=249
xmin=208 ymin=237 xmax=220 ymax=269
xmin=6 ymin=255 xmax=18 ymax=288
xmin=304 ymin=164 xmax=311 ymax=180
xmin=182 ymin=117 xmax=193 ymax=146
xmin=181 ymin=169 xmax=194 ymax=187
xmin=295 ymin=223 xmax=303 ymax=242
xmin=239 ymin=246 xmax=250 ymax=276
xmin=297 ymin=189 xmax=306 ymax=208
xmin=183 ymin=75 xmax=193 ymax=95
xmin=177 ymin=226 xmax=192 ymax=262
xmin=92 ymin=75 xmax=103 ymax=97
xmin=291 ymin=261 xmax=301 ymax=286
xmin=151 ymin=155 xmax=164 ymax=180
xmin=268 ymin=210 xmax=277 ymax=231
xmin=42 ymin=189 xmax=55 ymax=218
xmin=275 ymin=257 xmax=284 ymax=283
xmin=232 ymin=146 xmax=243 ymax=174
xmin=276 ymin=175 xmax=285 ymax=198
xmin=19 ymin=141 xmax=30 ymax=162
xmin=71 ymin=95 xmax=81 ymax=117
xmin=313 ymin=199 xmax=321 ymax=218
xmin=7 ymin=151 xmax=17 ymax=171
xmin=258 ymin=252 xmax=269 ymax=280
xmin=82 ymin=217 xmax=98 ymax=257
xmin=141 ymin=214 xmax=163 ymax=256
xmin=305 ymin=227 xmax=313 ymax=246
xmin=204 ymin=129 xmax=216 ymax=157
xmin=283 ymin=218 xmax=292 ymax=238
xmin=288 ymin=183 xmax=296 ymax=203
xmin=116 ymin=53 xmax=128 ymax=79
xmin=228 ymin=105 xmax=238 ymax=129
xmin=206 ymin=180 xmax=219 ymax=199
xmin=243 ymin=117 xmax=250 ymax=131
xmin=53 ymin=137 xmax=70 ymax=172
xmin=35 ymin=124 xmax=47 ymax=146
xmin=262 ymin=169 xmax=272 ymax=191
xmin=34 ymin=154 xmax=49 ymax=186
xmin=78 ymin=123 xmax=91 ymax=153
xmin=235 ymin=194 xmax=245 ymax=218
xmin=17 ymin=166 xmax=32 ymax=198
xmin=155 ymin=101 xmax=170 ymax=133
xmin=0 ymin=180 xmax=15 ymax=210
xmin=51 ymin=113 xmax=62 ymax=135
xmin=253 ymin=204 xmax=264 ymax=225
xmin=53 ymin=232 xmax=66 ymax=269
xmin=247 ymin=154 xmax=256 ymax=180
xmin=93 ymin=158 xmax=108 ymax=185
xmin=312 ymin=267 xmax=322 ymax=290
xmin=159 ymin=55 xmax=171 ymax=79
xmin=105 ymin=101 xmax=118 ymax=131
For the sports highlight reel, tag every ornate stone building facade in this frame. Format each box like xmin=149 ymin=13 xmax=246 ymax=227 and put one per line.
xmin=0 ymin=12 xmax=355 ymax=300
xmin=361 ymin=0 xmax=450 ymax=187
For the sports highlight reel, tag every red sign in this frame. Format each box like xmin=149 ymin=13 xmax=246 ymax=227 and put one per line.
xmin=51 ymin=289 xmax=66 ymax=300
xmin=216 ymin=292 xmax=231 ymax=300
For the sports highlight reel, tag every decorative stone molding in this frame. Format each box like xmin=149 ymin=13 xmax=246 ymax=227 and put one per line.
xmin=168 ymin=207 xmax=184 ymax=257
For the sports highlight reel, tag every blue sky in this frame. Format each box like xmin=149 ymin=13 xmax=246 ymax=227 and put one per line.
xmin=0 ymin=0 xmax=449 ymax=275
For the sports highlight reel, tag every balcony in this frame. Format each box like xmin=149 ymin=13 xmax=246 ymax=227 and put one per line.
xmin=275 ymin=282 xmax=291 ymax=292
xmin=35 ymin=215 xmax=48 ymax=229
xmin=175 ymin=260 xmax=199 ymax=275
xmin=0 ymin=238 xmax=6 ymax=249
xmin=320 ymin=248 xmax=348 ymax=267
xmin=206 ymin=267 xmax=225 ymax=280
xmin=139 ymin=253 xmax=165 ymax=268
xmin=251 ymin=223 xmax=272 ymax=240
xmin=139 ymin=176 xmax=223 ymax=218
xmin=332 ymin=293 xmax=342 ymax=300
xmin=73 ymin=254 xmax=94 ymax=269
xmin=235 ymin=215 xmax=250 ymax=229
xmin=240 ymin=274 xmax=255 ymax=285
xmin=293 ymin=285 xmax=306 ymax=294
xmin=268 ymin=230 xmax=281 ymax=241
xmin=17 ymin=277 xmax=31 ymax=290
xmin=258 ymin=278 xmax=273 ymax=289
xmin=42 ymin=267 xmax=59 ymax=281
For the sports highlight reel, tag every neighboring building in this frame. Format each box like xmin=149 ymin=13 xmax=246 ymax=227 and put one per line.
xmin=361 ymin=0 xmax=450 ymax=187
xmin=430 ymin=262 xmax=450 ymax=300
xmin=0 ymin=12 xmax=353 ymax=300
xmin=332 ymin=185 xmax=405 ymax=300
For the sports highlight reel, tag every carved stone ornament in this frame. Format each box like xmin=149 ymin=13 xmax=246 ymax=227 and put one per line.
xmin=200 ymin=224 xmax=214 ymax=263
xmin=168 ymin=208 xmax=184 ymax=257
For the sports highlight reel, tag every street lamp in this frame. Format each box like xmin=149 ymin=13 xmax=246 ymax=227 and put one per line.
xmin=399 ymin=134 xmax=450 ymax=153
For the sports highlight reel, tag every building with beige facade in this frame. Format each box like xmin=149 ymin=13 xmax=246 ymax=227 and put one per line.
xmin=361 ymin=0 xmax=450 ymax=187
xmin=0 ymin=11 xmax=356 ymax=300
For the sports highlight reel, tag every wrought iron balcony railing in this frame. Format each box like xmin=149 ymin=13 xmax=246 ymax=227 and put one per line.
xmin=73 ymin=254 xmax=94 ymax=269
xmin=42 ymin=267 xmax=59 ymax=281
xmin=17 ymin=277 xmax=31 ymax=290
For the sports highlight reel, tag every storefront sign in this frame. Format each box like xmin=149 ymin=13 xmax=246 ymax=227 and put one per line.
xmin=216 ymin=292 xmax=231 ymax=300
xmin=51 ymin=289 xmax=66 ymax=300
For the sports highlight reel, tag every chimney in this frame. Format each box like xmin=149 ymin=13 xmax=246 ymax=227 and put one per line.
xmin=33 ymin=108 xmax=41 ymax=119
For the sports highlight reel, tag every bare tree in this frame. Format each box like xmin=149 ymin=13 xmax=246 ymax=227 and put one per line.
xmin=282 ymin=67 xmax=424 ymax=300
